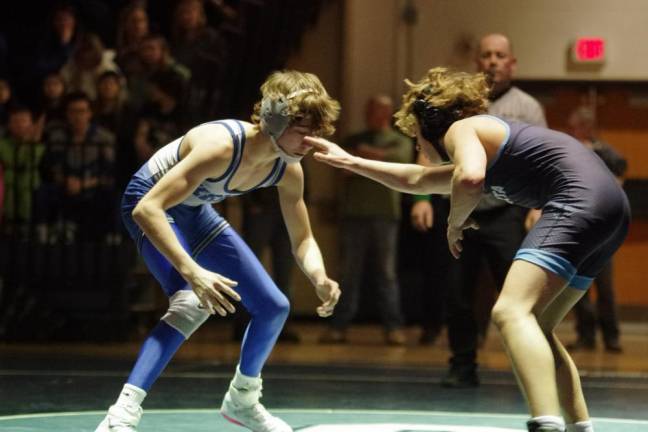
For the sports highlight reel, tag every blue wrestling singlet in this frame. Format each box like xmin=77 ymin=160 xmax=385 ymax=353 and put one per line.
xmin=120 ymin=120 xmax=290 ymax=390
xmin=481 ymin=115 xmax=630 ymax=289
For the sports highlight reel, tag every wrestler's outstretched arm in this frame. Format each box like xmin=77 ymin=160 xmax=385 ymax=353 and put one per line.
xmin=306 ymin=136 xmax=454 ymax=195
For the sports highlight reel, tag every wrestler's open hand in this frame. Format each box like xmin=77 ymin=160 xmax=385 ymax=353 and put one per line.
xmin=314 ymin=277 xmax=341 ymax=318
xmin=189 ymin=267 xmax=241 ymax=316
xmin=447 ymin=218 xmax=479 ymax=259
xmin=305 ymin=137 xmax=356 ymax=170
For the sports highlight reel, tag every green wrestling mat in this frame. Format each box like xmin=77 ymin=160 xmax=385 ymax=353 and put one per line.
xmin=2 ymin=409 xmax=647 ymax=432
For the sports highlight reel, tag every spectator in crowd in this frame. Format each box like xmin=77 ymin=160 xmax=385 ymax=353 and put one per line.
xmin=0 ymin=106 xmax=45 ymax=235
xmin=93 ymin=71 xmax=130 ymax=132
xmin=319 ymin=95 xmax=411 ymax=346
xmin=60 ymin=33 xmax=120 ymax=100
xmin=526 ymin=106 xmax=627 ymax=354
xmin=133 ymin=70 xmax=186 ymax=163
xmin=170 ymin=0 xmax=228 ymax=121
xmin=115 ymin=1 xmax=150 ymax=77
xmin=37 ymin=92 xmax=116 ymax=243
xmin=35 ymin=72 xmax=68 ymax=138
xmin=31 ymin=3 xmax=80 ymax=101
xmin=410 ymin=33 xmax=547 ymax=387
xmin=93 ymin=70 xmax=137 ymax=190
xmin=125 ymin=33 xmax=190 ymax=111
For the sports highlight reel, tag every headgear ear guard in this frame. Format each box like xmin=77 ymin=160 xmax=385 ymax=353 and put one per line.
xmin=260 ymin=89 xmax=315 ymax=140
xmin=260 ymin=96 xmax=290 ymax=141
xmin=412 ymin=98 xmax=461 ymax=162
xmin=260 ymin=88 xmax=316 ymax=164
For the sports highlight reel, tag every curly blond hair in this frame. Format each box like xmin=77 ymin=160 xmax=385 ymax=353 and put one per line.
xmin=394 ymin=67 xmax=489 ymax=138
xmin=251 ymin=70 xmax=341 ymax=137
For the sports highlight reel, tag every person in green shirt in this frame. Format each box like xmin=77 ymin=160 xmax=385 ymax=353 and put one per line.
xmin=319 ymin=95 xmax=413 ymax=345
xmin=0 ymin=106 xmax=45 ymax=235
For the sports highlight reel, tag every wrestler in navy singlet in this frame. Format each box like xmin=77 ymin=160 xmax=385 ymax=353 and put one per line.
xmin=482 ymin=115 xmax=630 ymax=289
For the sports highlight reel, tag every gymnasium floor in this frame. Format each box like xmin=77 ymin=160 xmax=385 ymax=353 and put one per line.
xmin=1 ymin=321 xmax=647 ymax=432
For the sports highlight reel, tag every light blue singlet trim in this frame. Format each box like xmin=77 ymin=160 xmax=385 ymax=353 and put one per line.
xmin=514 ymin=248 xmax=593 ymax=290
xmin=515 ymin=248 xmax=576 ymax=282
xmin=568 ymin=274 xmax=594 ymax=290
xmin=475 ymin=114 xmax=510 ymax=170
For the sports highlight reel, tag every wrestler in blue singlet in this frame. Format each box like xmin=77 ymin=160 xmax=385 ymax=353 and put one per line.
xmin=120 ymin=119 xmax=289 ymax=391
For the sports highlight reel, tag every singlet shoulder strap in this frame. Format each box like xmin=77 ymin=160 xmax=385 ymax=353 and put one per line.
xmin=268 ymin=160 xmax=288 ymax=187
xmin=204 ymin=120 xmax=246 ymax=182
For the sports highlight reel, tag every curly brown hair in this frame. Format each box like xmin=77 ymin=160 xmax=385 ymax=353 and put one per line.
xmin=251 ymin=70 xmax=341 ymax=137
xmin=394 ymin=67 xmax=489 ymax=138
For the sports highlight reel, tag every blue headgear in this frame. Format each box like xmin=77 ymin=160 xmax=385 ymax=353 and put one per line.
xmin=260 ymin=89 xmax=314 ymax=164
xmin=412 ymin=98 xmax=461 ymax=162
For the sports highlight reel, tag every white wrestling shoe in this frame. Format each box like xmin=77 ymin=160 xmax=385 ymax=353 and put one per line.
xmin=221 ymin=392 xmax=292 ymax=432
xmin=220 ymin=366 xmax=292 ymax=432
xmin=95 ymin=404 xmax=143 ymax=432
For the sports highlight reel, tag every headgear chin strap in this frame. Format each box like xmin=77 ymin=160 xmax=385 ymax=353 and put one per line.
xmin=272 ymin=140 xmax=304 ymax=164
xmin=260 ymin=89 xmax=315 ymax=164
xmin=412 ymin=98 xmax=460 ymax=162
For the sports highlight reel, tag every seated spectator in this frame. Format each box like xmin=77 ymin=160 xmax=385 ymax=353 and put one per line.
xmin=170 ymin=0 xmax=228 ymax=120
xmin=93 ymin=71 xmax=131 ymax=130
xmin=35 ymin=72 xmax=68 ymax=137
xmin=125 ymin=33 xmax=190 ymax=111
xmin=171 ymin=0 xmax=228 ymax=72
xmin=36 ymin=92 xmax=116 ymax=243
xmin=27 ymin=3 xmax=80 ymax=104
xmin=115 ymin=1 xmax=151 ymax=77
xmin=0 ymin=106 xmax=45 ymax=237
xmin=133 ymin=70 xmax=186 ymax=163
xmin=93 ymin=70 xmax=137 ymax=189
xmin=60 ymin=33 xmax=120 ymax=100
